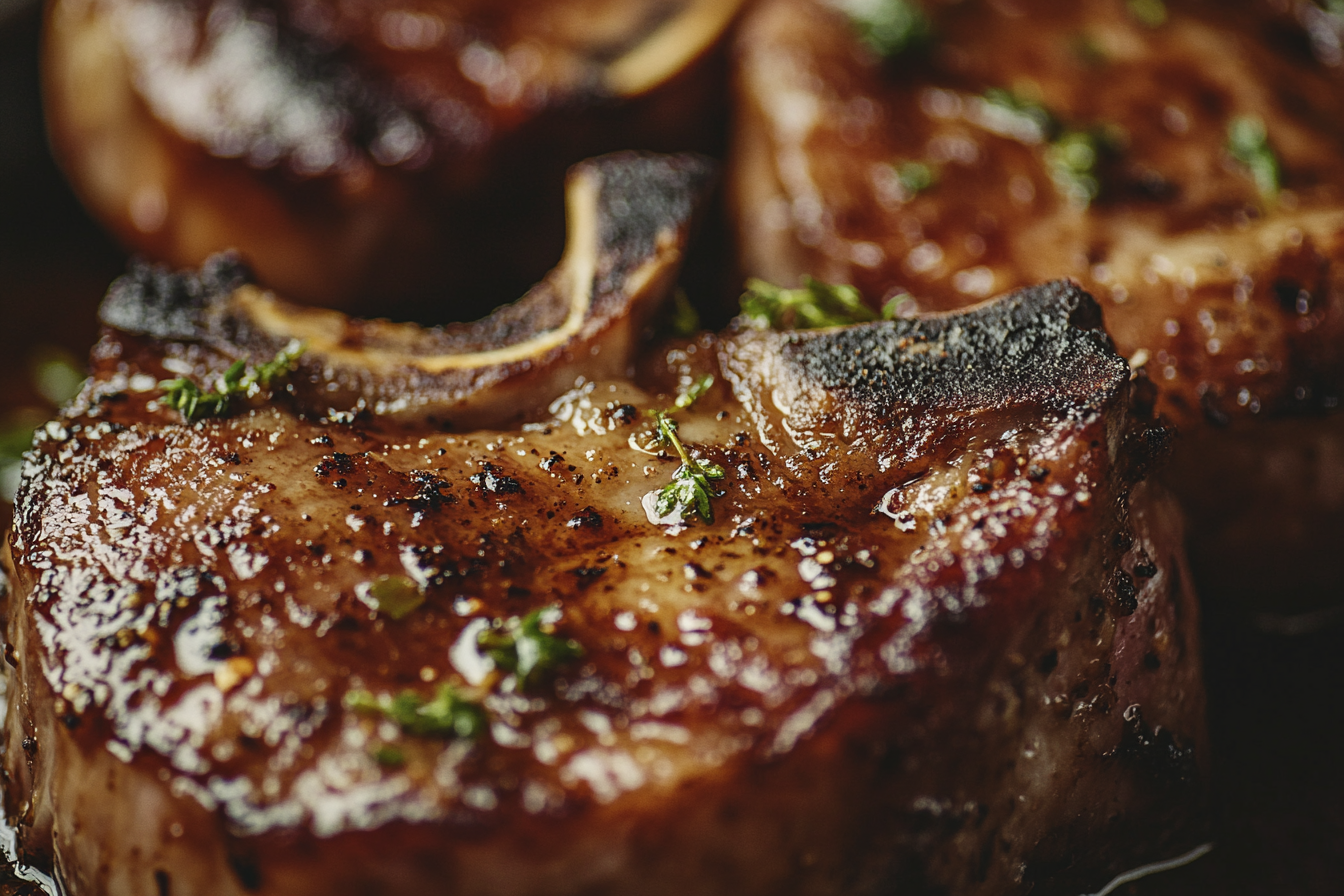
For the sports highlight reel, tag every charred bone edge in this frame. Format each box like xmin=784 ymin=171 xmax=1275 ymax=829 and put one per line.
xmin=100 ymin=152 xmax=717 ymax=428
xmin=721 ymin=280 xmax=1133 ymax=453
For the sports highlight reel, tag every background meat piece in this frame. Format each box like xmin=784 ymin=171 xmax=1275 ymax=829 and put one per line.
xmin=42 ymin=0 xmax=745 ymax=318
xmin=728 ymin=0 xmax=1344 ymax=609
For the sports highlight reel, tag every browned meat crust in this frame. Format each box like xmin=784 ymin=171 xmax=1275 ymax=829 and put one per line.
xmin=42 ymin=0 xmax=745 ymax=315
xmin=4 ymin=156 xmax=1206 ymax=895
xmin=728 ymin=0 xmax=1344 ymax=606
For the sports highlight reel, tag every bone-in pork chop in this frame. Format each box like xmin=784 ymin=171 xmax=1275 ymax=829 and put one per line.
xmin=729 ymin=0 xmax=1344 ymax=607
xmin=4 ymin=154 xmax=1206 ymax=895
xmin=43 ymin=0 xmax=746 ymax=315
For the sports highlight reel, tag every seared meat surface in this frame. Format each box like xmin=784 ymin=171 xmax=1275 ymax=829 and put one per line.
xmin=729 ymin=0 xmax=1344 ymax=606
xmin=4 ymin=155 xmax=1206 ymax=895
xmin=43 ymin=0 xmax=744 ymax=315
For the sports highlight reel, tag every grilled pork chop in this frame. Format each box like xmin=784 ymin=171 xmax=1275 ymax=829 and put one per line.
xmin=729 ymin=0 xmax=1344 ymax=608
xmin=43 ymin=0 xmax=745 ymax=316
xmin=2 ymin=153 xmax=1206 ymax=894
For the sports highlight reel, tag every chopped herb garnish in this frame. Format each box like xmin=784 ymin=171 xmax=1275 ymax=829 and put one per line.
xmin=362 ymin=574 xmax=424 ymax=621
xmin=896 ymin=161 xmax=936 ymax=196
xmin=373 ymin=744 xmax=406 ymax=767
xmin=667 ymin=289 xmax=701 ymax=338
xmin=1046 ymin=130 xmax=1105 ymax=207
xmin=839 ymin=0 xmax=932 ymax=59
xmin=652 ymin=411 xmax=725 ymax=523
xmin=978 ymin=89 xmax=1119 ymax=207
xmin=979 ymin=88 xmax=1056 ymax=144
xmin=477 ymin=607 xmax=584 ymax=689
xmin=741 ymin=277 xmax=878 ymax=330
xmin=346 ymin=684 xmax=485 ymax=739
xmin=160 ymin=340 xmax=304 ymax=422
xmin=1227 ymin=116 xmax=1279 ymax=199
xmin=1126 ymin=0 xmax=1167 ymax=27
xmin=674 ymin=374 xmax=715 ymax=410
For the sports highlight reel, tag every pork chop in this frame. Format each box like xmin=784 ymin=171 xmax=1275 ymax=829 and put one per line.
xmin=728 ymin=0 xmax=1344 ymax=608
xmin=3 ymin=153 xmax=1206 ymax=895
xmin=43 ymin=0 xmax=746 ymax=316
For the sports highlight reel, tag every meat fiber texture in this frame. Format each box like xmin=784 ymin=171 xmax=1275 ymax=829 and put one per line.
xmin=3 ymin=155 xmax=1206 ymax=895
xmin=728 ymin=0 xmax=1344 ymax=609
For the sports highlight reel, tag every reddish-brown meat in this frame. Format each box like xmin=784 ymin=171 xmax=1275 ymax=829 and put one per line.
xmin=4 ymin=154 xmax=1206 ymax=895
xmin=728 ymin=0 xmax=1344 ymax=608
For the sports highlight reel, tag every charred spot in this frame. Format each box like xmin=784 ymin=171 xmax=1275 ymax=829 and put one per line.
xmin=1273 ymin=278 xmax=1310 ymax=313
xmin=314 ymin=452 xmax=358 ymax=478
xmin=155 ymin=869 xmax=171 ymax=896
xmin=1066 ymin=295 xmax=1103 ymax=332
xmin=1143 ymin=651 xmax=1162 ymax=670
xmin=1111 ymin=704 xmax=1198 ymax=786
xmin=61 ymin=714 xmax=81 ymax=730
xmin=405 ymin=470 xmax=453 ymax=511
xmin=733 ymin=432 xmax=751 ymax=447
xmin=208 ymin=640 xmax=241 ymax=660
xmin=332 ymin=479 xmax=348 ymax=489
xmin=1133 ymin=553 xmax=1158 ymax=579
xmin=310 ymin=434 xmax=333 ymax=446
xmin=540 ymin=451 xmax=565 ymax=472
xmin=471 ymin=462 xmax=521 ymax=495
xmin=220 ymin=451 xmax=241 ymax=465
xmin=647 ymin=620 xmax=662 ymax=635
xmin=1026 ymin=464 xmax=1050 ymax=483
xmin=970 ymin=481 xmax=992 ymax=494
xmin=3 ymin=642 xmax=17 ymax=670
xmin=569 ymin=566 xmax=607 ymax=586
xmin=228 ymin=852 xmax=263 ymax=892
xmin=21 ymin=736 xmax=36 ymax=757
xmin=609 ymin=404 xmax=638 ymax=425
xmin=507 ymin=585 xmax=532 ymax=600
xmin=1112 ymin=530 xmax=1134 ymax=553
xmin=1113 ymin=571 xmax=1138 ymax=616
xmin=1037 ymin=649 xmax=1058 ymax=675
xmin=566 ymin=507 xmax=603 ymax=529
xmin=684 ymin=562 xmax=711 ymax=580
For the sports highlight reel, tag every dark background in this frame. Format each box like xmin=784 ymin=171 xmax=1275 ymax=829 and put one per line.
xmin=0 ymin=4 xmax=1340 ymax=893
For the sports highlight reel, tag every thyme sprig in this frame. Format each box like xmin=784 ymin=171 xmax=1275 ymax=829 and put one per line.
xmin=741 ymin=277 xmax=879 ymax=330
xmin=1227 ymin=116 xmax=1280 ymax=199
xmin=839 ymin=0 xmax=932 ymax=59
xmin=160 ymin=340 xmax=304 ymax=422
xmin=477 ymin=607 xmax=584 ymax=690
xmin=653 ymin=411 xmax=725 ymax=523
xmin=345 ymin=683 xmax=486 ymax=739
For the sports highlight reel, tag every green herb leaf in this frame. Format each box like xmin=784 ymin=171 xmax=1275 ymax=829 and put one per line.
xmin=980 ymin=88 xmax=1058 ymax=144
xmin=363 ymin=574 xmax=425 ymax=621
xmin=895 ymin=161 xmax=936 ymax=197
xmin=674 ymin=374 xmax=715 ymax=410
xmin=478 ymin=607 xmax=584 ymax=688
xmin=1126 ymin=0 xmax=1167 ymax=27
xmin=840 ymin=0 xmax=932 ymax=59
xmin=373 ymin=744 xmax=406 ymax=767
xmin=741 ymin=277 xmax=877 ymax=330
xmin=1227 ymin=116 xmax=1279 ymax=199
xmin=667 ymin=289 xmax=701 ymax=338
xmin=346 ymin=684 xmax=486 ymax=739
xmin=1046 ymin=129 xmax=1109 ymax=207
xmin=652 ymin=411 xmax=725 ymax=523
xmin=160 ymin=340 xmax=305 ymax=422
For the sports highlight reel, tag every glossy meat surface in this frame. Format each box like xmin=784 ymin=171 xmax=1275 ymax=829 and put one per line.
xmin=729 ymin=0 xmax=1344 ymax=603
xmin=43 ymin=0 xmax=743 ymax=314
xmin=5 ymin=263 xmax=1207 ymax=893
